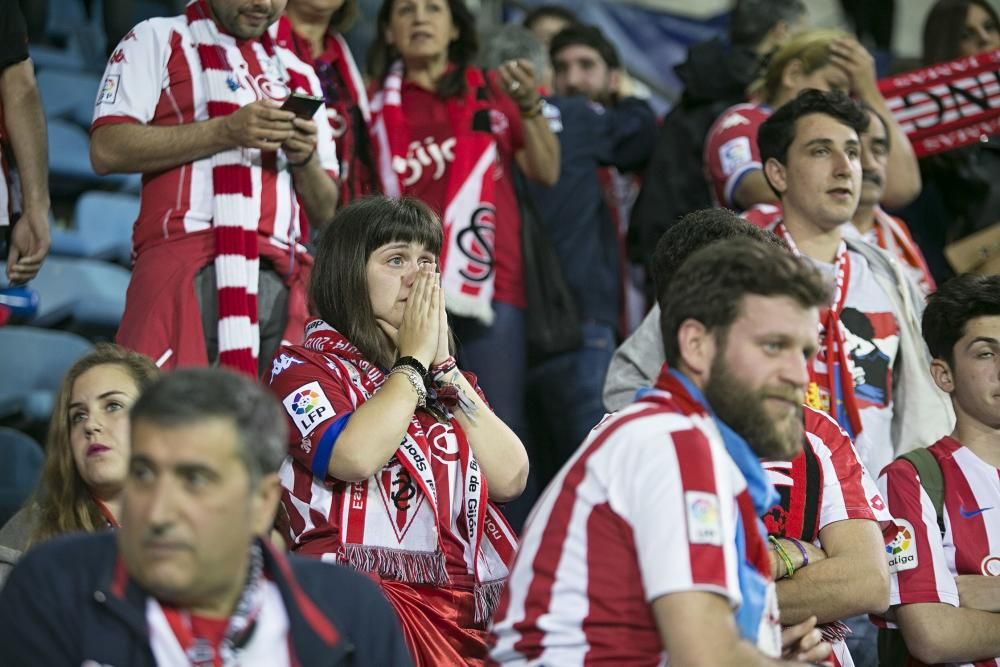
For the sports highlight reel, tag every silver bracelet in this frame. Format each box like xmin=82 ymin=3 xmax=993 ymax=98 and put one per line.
xmin=389 ymin=366 xmax=427 ymax=408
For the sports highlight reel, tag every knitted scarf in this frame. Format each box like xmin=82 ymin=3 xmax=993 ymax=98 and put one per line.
xmin=370 ymin=63 xmax=498 ymax=324
xmin=186 ymin=0 xmax=273 ymax=375
xmin=303 ymin=321 xmax=517 ymax=621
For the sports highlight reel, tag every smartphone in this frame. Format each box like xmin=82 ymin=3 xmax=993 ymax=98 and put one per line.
xmin=280 ymin=92 xmax=324 ymax=119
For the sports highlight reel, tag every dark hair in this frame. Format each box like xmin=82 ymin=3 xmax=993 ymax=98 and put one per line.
xmin=328 ymin=0 xmax=360 ymax=34
xmin=311 ymin=196 xmax=444 ymax=369
xmin=549 ymin=23 xmax=620 ymax=69
xmin=758 ymin=88 xmax=868 ymax=195
xmin=130 ymin=368 xmax=287 ymax=486
xmin=922 ymin=0 xmax=1000 ymax=65
xmin=922 ymin=273 xmax=1000 ymax=364
xmin=660 ymin=239 xmax=830 ymax=366
xmin=651 ymin=208 xmax=785 ymax=296
xmin=369 ymin=0 xmax=479 ymax=98
xmin=729 ymin=0 xmax=807 ymax=47
xmin=523 ymin=4 xmax=579 ymax=31
xmin=859 ymin=101 xmax=891 ymax=152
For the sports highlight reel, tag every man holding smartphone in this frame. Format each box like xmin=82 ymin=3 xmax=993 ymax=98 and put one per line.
xmin=90 ymin=0 xmax=339 ymax=377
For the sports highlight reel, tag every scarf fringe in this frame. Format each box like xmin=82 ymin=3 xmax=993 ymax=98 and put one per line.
xmin=341 ymin=544 xmax=449 ymax=587
xmin=474 ymin=579 xmax=506 ymax=624
xmin=442 ymin=291 xmax=495 ymax=326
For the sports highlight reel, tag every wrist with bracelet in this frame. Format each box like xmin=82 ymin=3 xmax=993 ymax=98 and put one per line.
xmin=784 ymin=536 xmax=809 ymax=569
xmin=388 ymin=365 xmax=427 ymax=408
xmin=519 ymin=97 xmax=545 ymax=119
xmin=768 ymin=536 xmax=796 ymax=579
xmin=287 ymin=147 xmax=316 ymax=168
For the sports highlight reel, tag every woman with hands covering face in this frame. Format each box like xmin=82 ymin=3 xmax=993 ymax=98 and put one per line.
xmin=267 ymin=196 xmax=528 ymax=666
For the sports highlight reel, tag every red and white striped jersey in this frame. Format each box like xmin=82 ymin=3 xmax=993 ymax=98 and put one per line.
xmin=877 ymin=436 xmax=1000 ymax=667
xmin=91 ymin=15 xmax=338 ymax=257
xmin=490 ymin=388 xmax=782 ymax=665
xmin=703 ymin=102 xmax=771 ymax=209
xmin=763 ymin=407 xmax=892 ymax=667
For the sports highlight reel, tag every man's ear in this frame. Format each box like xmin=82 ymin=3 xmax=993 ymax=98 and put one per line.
xmin=763 ymin=157 xmax=788 ymax=197
xmin=252 ymin=473 xmax=284 ymax=536
xmin=676 ymin=318 xmax=715 ymax=382
xmin=930 ymin=358 xmax=955 ymax=394
xmin=608 ymin=68 xmax=623 ymax=95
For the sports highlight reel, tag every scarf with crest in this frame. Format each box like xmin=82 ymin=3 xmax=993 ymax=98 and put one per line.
xmin=369 ymin=63 xmax=499 ymax=324
xmin=303 ymin=321 xmax=517 ymax=621
xmin=769 ymin=220 xmax=864 ymax=440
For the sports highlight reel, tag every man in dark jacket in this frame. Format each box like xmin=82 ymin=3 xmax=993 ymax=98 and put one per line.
xmin=627 ymin=0 xmax=806 ymax=271
xmin=0 ymin=368 xmax=412 ymax=667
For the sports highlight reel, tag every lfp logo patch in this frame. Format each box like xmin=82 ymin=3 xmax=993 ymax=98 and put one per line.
xmin=886 ymin=519 xmax=918 ymax=573
xmin=282 ymin=381 xmax=334 ymax=436
xmin=685 ymin=491 xmax=722 ymax=546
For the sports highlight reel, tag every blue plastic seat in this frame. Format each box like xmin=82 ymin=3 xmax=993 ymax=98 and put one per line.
xmin=50 ymin=191 xmax=137 ymax=265
xmin=36 ymin=69 xmax=102 ymax=129
xmin=48 ymin=119 xmax=137 ymax=192
xmin=0 ymin=327 xmax=93 ymax=423
xmin=0 ymin=428 xmax=43 ymax=526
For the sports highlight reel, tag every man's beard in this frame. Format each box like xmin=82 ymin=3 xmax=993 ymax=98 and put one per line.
xmin=704 ymin=355 xmax=805 ymax=461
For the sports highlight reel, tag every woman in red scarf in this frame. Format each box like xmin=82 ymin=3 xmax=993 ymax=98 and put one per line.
xmin=367 ymin=0 xmax=558 ymax=499
xmin=268 ymin=196 xmax=528 ymax=666
xmin=280 ymin=0 xmax=377 ymax=205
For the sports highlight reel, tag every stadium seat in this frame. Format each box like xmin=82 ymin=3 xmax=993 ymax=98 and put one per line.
xmin=36 ymin=69 xmax=102 ymax=128
xmin=47 ymin=119 xmax=138 ymax=192
xmin=0 ymin=428 xmax=43 ymax=526
xmin=0 ymin=327 xmax=93 ymax=423
xmin=50 ymin=191 xmax=137 ymax=265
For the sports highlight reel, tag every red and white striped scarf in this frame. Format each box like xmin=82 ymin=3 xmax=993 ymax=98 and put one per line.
xmin=186 ymin=0 xmax=273 ymax=375
xmin=870 ymin=207 xmax=935 ymax=297
xmin=369 ymin=63 xmax=498 ymax=324
xmin=303 ymin=321 xmax=517 ymax=621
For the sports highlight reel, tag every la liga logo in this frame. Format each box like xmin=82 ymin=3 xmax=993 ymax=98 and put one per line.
xmin=290 ymin=389 xmax=320 ymax=415
xmin=886 ymin=520 xmax=917 ymax=571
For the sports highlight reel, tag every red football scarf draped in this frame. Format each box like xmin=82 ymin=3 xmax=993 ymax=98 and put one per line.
xmin=871 ymin=207 xmax=935 ymax=296
xmin=304 ymin=321 xmax=517 ymax=621
xmin=774 ymin=222 xmax=864 ymax=438
xmin=187 ymin=0 xmax=269 ymax=376
xmin=370 ymin=63 xmax=499 ymax=324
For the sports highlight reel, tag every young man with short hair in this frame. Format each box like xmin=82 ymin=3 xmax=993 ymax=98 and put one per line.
xmin=877 ymin=274 xmax=1000 ymax=666
xmin=755 ymin=88 xmax=951 ymax=478
xmin=0 ymin=368 xmax=411 ymax=666
xmin=492 ymin=226 xmax=833 ymax=665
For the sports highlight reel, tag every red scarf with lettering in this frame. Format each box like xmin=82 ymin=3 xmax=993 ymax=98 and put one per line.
xmin=304 ymin=321 xmax=517 ymax=621
xmin=772 ymin=220 xmax=864 ymax=439
xmin=369 ymin=63 xmax=499 ymax=324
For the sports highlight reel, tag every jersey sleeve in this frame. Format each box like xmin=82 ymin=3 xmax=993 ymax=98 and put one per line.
xmin=608 ymin=421 xmax=741 ymax=607
xmin=487 ymin=72 xmax=526 ymax=158
xmin=703 ymin=105 xmax=763 ymax=208
xmin=878 ymin=459 xmax=959 ymax=610
xmin=92 ymin=19 xmax=172 ymax=129
xmin=267 ymin=349 xmax=357 ymax=481
xmin=809 ymin=409 xmax=891 ymax=530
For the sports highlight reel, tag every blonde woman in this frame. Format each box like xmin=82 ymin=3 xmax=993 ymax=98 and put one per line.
xmin=704 ymin=28 xmax=920 ymax=213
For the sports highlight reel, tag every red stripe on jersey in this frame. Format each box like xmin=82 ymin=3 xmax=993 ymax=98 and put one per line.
xmin=582 ymin=502 xmax=664 ymax=665
xmin=511 ymin=406 xmax=664 ymax=660
xmin=935 ymin=441 xmax=994 ymax=576
xmin=883 ymin=460 xmax=943 ymax=604
xmin=196 ymin=44 xmax=229 ymax=70
xmin=808 ymin=408 xmax=873 ymax=514
xmin=91 ymin=115 xmax=142 ymax=132
xmin=213 ymin=164 xmax=253 ymax=196
xmin=674 ymin=427 xmax=728 ymax=588
xmin=207 ymin=100 xmax=241 ymax=117
xmin=287 ymin=69 xmax=311 ymax=97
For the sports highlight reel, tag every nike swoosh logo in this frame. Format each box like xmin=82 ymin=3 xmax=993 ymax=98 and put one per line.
xmin=960 ymin=506 xmax=994 ymax=518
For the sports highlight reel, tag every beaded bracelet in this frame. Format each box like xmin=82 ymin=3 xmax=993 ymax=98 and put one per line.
xmin=768 ymin=535 xmax=796 ymax=579
xmin=389 ymin=365 xmax=427 ymax=408
xmin=393 ymin=356 xmax=428 ymax=379
xmin=785 ymin=536 xmax=810 ymax=569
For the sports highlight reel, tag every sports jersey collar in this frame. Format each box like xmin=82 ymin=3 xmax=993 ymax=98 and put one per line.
xmin=668 ymin=368 xmax=780 ymax=517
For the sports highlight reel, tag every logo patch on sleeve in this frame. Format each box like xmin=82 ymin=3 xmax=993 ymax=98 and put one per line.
xmin=97 ymin=74 xmax=120 ymax=105
xmin=719 ymin=137 xmax=752 ymax=176
xmin=282 ymin=381 xmax=334 ymax=436
xmin=885 ymin=518 xmax=918 ymax=573
xmin=685 ymin=491 xmax=723 ymax=546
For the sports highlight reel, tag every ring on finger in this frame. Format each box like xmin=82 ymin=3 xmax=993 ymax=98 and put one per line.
xmin=510 ymin=80 xmax=521 ymax=92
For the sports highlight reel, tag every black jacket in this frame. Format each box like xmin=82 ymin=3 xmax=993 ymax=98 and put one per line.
xmin=0 ymin=532 xmax=413 ymax=667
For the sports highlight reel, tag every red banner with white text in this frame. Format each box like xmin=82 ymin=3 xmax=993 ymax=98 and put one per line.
xmin=879 ymin=48 xmax=1000 ymax=157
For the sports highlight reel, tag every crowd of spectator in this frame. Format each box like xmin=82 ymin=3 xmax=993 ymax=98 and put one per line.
xmin=0 ymin=0 xmax=999 ymax=665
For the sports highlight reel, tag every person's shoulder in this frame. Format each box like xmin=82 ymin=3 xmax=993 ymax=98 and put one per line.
xmin=803 ymin=405 xmax=851 ymax=444
xmin=710 ymin=102 xmax=765 ymax=132
xmin=9 ymin=532 xmax=114 ymax=586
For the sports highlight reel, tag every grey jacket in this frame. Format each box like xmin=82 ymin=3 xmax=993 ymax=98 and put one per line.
xmin=0 ymin=505 xmax=37 ymax=590
xmin=603 ymin=237 xmax=954 ymax=475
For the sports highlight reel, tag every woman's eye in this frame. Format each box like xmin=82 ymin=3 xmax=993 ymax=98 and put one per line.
xmin=70 ymin=412 xmax=86 ymax=425
xmin=388 ymin=256 xmax=404 ymax=266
